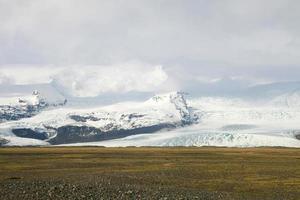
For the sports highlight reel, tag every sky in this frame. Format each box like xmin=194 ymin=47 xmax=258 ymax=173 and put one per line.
xmin=1 ymin=0 xmax=300 ymax=97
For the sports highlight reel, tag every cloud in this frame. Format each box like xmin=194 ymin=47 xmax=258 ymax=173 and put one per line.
xmin=0 ymin=72 xmax=14 ymax=85
xmin=52 ymin=63 xmax=169 ymax=97
xmin=0 ymin=65 xmax=61 ymax=84
xmin=0 ymin=0 xmax=300 ymax=82
xmin=0 ymin=63 xmax=169 ymax=97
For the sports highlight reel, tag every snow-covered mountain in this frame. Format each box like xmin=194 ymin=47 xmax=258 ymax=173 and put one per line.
xmin=0 ymin=84 xmax=67 ymax=122
xmin=1 ymin=81 xmax=300 ymax=147
xmin=0 ymin=91 xmax=198 ymax=145
xmin=65 ymin=96 xmax=300 ymax=148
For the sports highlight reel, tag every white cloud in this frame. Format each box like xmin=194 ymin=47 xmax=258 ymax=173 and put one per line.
xmin=0 ymin=65 xmax=61 ymax=84
xmin=1 ymin=0 xmax=300 ymax=81
xmin=0 ymin=72 xmax=14 ymax=85
xmin=52 ymin=63 xmax=169 ymax=97
xmin=0 ymin=63 xmax=169 ymax=97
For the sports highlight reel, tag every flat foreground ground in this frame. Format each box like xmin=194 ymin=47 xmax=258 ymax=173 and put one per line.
xmin=0 ymin=147 xmax=299 ymax=200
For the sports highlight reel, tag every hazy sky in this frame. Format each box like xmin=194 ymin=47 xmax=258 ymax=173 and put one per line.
xmin=1 ymin=0 xmax=300 ymax=96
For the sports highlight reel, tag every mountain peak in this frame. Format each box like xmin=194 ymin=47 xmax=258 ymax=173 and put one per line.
xmin=149 ymin=91 xmax=187 ymax=103
xmin=146 ymin=91 xmax=193 ymax=123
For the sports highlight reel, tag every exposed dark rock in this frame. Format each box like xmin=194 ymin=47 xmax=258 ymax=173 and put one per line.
xmin=120 ymin=113 xmax=146 ymax=120
xmin=0 ymin=96 xmax=67 ymax=123
xmin=69 ymin=115 xmax=100 ymax=122
xmin=0 ymin=105 xmax=38 ymax=122
xmin=0 ymin=137 xmax=9 ymax=146
xmin=70 ymin=113 xmax=147 ymax=123
xmin=12 ymin=128 xmax=48 ymax=140
xmin=49 ymin=123 xmax=176 ymax=145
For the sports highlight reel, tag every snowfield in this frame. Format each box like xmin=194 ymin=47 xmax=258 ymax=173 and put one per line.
xmin=2 ymin=136 xmax=49 ymax=146
xmin=0 ymin=91 xmax=198 ymax=145
xmin=1 ymin=82 xmax=300 ymax=147
xmin=62 ymin=95 xmax=300 ymax=147
xmin=63 ymin=128 xmax=300 ymax=148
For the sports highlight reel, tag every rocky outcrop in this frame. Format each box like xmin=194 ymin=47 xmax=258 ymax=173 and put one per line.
xmin=12 ymin=128 xmax=49 ymax=140
xmin=0 ymin=91 xmax=67 ymax=123
xmin=48 ymin=123 xmax=176 ymax=144
xmin=0 ymin=137 xmax=8 ymax=146
xmin=0 ymin=105 xmax=39 ymax=121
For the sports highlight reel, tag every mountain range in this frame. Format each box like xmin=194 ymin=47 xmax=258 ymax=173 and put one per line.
xmin=1 ymin=82 xmax=300 ymax=147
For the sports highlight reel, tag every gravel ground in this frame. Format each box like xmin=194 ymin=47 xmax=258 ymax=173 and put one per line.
xmin=0 ymin=147 xmax=299 ymax=200
xmin=0 ymin=176 xmax=230 ymax=200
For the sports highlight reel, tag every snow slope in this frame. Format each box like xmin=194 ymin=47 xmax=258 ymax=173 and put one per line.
xmin=0 ymin=84 xmax=67 ymax=123
xmin=64 ymin=128 xmax=300 ymax=148
xmin=0 ymin=83 xmax=66 ymax=104
xmin=1 ymin=136 xmax=49 ymax=146
xmin=1 ymin=81 xmax=300 ymax=147
xmin=63 ymin=96 xmax=300 ymax=147
xmin=0 ymin=92 xmax=197 ymax=145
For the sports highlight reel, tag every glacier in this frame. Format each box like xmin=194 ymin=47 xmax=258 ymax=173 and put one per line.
xmin=1 ymin=82 xmax=300 ymax=147
xmin=0 ymin=91 xmax=198 ymax=145
xmin=62 ymin=96 xmax=300 ymax=148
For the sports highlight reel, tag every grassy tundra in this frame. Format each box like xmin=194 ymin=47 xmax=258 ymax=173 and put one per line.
xmin=0 ymin=147 xmax=299 ymax=199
